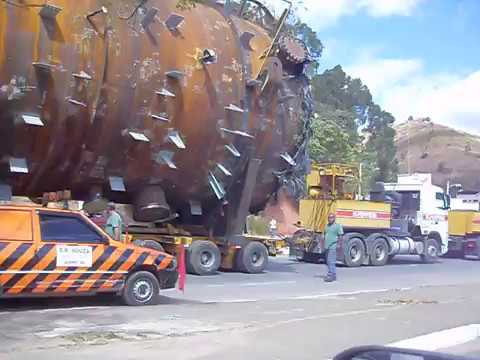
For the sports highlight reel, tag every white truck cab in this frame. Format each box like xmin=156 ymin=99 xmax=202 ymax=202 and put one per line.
xmin=384 ymin=173 xmax=449 ymax=254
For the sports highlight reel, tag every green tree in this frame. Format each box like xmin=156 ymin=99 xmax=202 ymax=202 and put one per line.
xmin=310 ymin=65 xmax=398 ymax=191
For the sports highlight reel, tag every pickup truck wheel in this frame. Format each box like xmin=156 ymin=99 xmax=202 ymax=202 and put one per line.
xmin=122 ymin=271 xmax=160 ymax=306
xmin=133 ymin=239 xmax=165 ymax=253
xmin=369 ymin=237 xmax=389 ymax=266
xmin=421 ymin=238 xmax=440 ymax=263
xmin=236 ymin=241 xmax=268 ymax=273
xmin=344 ymin=237 xmax=366 ymax=267
xmin=187 ymin=241 xmax=221 ymax=275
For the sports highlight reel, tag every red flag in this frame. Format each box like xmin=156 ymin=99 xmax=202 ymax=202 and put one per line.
xmin=177 ymin=244 xmax=186 ymax=292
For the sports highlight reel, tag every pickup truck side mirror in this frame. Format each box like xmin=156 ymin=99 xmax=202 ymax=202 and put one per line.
xmin=334 ymin=346 xmax=475 ymax=360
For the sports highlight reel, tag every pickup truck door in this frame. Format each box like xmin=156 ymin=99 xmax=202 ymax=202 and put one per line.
xmin=33 ymin=211 xmax=115 ymax=294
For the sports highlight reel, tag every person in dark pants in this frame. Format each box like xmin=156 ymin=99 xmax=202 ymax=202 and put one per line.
xmin=324 ymin=213 xmax=344 ymax=282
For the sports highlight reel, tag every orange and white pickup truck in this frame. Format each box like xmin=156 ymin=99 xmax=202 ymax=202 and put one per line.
xmin=0 ymin=205 xmax=178 ymax=305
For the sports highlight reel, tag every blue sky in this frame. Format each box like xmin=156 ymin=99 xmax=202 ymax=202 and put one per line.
xmin=318 ymin=0 xmax=480 ymax=75
xmin=268 ymin=0 xmax=480 ymax=134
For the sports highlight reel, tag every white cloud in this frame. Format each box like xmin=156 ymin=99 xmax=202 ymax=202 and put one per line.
xmin=344 ymin=57 xmax=480 ymax=134
xmin=345 ymin=58 xmax=422 ymax=95
xmin=296 ymin=0 xmax=422 ymax=29
xmin=357 ymin=0 xmax=423 ymax=17
xmin=263 ymin=0 xmax=423 ymax=29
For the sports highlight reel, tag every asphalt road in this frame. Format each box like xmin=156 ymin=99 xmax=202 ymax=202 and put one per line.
xmin=1 ymin=255 xmax=480 ymax=360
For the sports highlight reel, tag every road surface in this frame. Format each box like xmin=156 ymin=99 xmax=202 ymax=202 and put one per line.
xmin=1 ymin=255 xmax=479 ymax=360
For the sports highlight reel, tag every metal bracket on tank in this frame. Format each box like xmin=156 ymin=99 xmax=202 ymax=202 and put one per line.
xmin=155 ymin=88 xmax=176 ymax=98
xmin=165 ymin=129 xmax=186 ymax=149
xmin=73 ymin=71 xmax=92 ymax=81
xmin=225 ymin=144 xmax=241 ymax=157
xmin=217 ymin=163 xmax=232 ymax=177
xmin=9 ymin=157 xmax=29 ymax=174
xmin=164 ymin=13 xmax=185 ymax=32
xmin=208 ymin=172 xmax=226 ymax=200
xmin=141 ymin=7 xmax=158 ymax=28
xmin=128 ymin=131 xmax=150 ymax=142
xmin=109 ymin=176 xmax=126 ymax=192
xmin=220 ymin=127 xmax=254 ymax=139
xmin=225 ymin=104 xmax=244 ymax=113
xmin=32 ymin=62 xmax=54 ymax=73
xmin=154 ymin=150 xmax=177 ymax=169
xmin=165 ymin=70 xmax=184 ymax=80
xmin=21 ymin=114 xmax=44 ymax=127
xmin=189 ymin=200 xmax=203 ymax=216
xmin=151 ymin=113 xmax=170 ymax=123
xmin=280 ymin=152 xmax=296 ymax=166
xmin=39 ymin=4 xmax=62 ymax=20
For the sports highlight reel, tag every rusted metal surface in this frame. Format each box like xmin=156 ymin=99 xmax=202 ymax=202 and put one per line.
xmin=0 ymin=0 xmax=311 ymax=231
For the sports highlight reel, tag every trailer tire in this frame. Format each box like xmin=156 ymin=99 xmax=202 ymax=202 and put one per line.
xmin=344 ymin=236 xmax=366 ymax=267
xmin=187 ymin=241 xmax=221 ymax=275
xmin=369 ymin=237 xmax=389 ymax=266
xmin=421 ymin=238 xmax=440 ymax=263
xmin=236 ymin=241 xmax=268 ymax=273
xmin=122 ymin=271 xmax=160 ymax=306
xmin=133 ymin=239 xmax=165 ymax=253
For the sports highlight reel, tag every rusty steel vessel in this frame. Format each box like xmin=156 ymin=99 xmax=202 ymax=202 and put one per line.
xmin=0 ymin=0 xmax=311 ymax=234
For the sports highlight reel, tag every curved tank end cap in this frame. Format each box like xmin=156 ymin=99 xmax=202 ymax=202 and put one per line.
xmin=134 ymin=186 xmax=171 ymax=222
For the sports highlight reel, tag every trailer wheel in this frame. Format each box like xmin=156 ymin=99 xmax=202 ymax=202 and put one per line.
xmin=133 ymin=239 xmax=165 ymax=253
xmin=344 ymin=237 xmax=366 ymax=267
xmin=186 ymin=241 xmax=221 ymax=275
xmin=369 ymin=237 xmax=389 ymax=266
xmin=421 ymin=238 xmax=440 ymax=263
xmin=122 ymin=271 xmax=160 ymax=306
xmin=236 ymin=241 xmax=268 ymax=273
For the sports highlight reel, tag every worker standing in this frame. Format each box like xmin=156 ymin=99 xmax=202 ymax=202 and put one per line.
xmin=105 ymin=202 xmax=124 ymax=241
xmin=324 ymin=213 xmax=344 ymax=282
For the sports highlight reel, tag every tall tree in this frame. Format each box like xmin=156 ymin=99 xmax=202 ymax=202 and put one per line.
xmin=310 ymin=65 xmax=398 ymax=190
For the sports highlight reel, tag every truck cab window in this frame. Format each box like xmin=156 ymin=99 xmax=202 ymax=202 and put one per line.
xmin=39 ymin=213 xmax=104 ymax=244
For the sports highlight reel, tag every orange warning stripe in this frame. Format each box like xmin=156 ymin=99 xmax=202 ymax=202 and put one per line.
xmin=7 ymin=246 xmax=57 ymax=294
xmin=76 ymin=248 xmax=125 ymax=293
xmin=32 ymin=245 xmax=103 ymax=294
xmin=1 ymin=245 xmax=36 ymax=286
xmin=53 ymin=245 xmax=105 ymax=293
xmin=99 ymin=250 xmax=143 ymax=290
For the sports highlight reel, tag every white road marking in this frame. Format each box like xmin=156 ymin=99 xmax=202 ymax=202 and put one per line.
xmin=260 ymin=306 xmax=404 ymax=330
xmin=239 ymin=281 xmax=296 ymax=287
xmin=206 ymin=280 xmax=296 ymax=288
xmin=288 ymin=288 xmax=394 ymax=300
xmin=0 ymin=306 xmax=105 ymax=316
xmin=194 ymin=287 xmax=413 ymax=304
xmin=389 ymin=324 xmax=480 ymax=351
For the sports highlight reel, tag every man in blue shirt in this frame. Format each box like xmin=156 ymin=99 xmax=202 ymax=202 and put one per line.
xmin=324 ymin=213 xmax=343 ymax=282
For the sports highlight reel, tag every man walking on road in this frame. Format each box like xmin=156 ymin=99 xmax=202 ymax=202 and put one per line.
xmin=324 ymin=213 xmax=343 ymax=282
xmin=104 ymin=202 xmax=124 ymax=241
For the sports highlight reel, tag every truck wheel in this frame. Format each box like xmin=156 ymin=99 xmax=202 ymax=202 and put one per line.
xmin=133 ymin=239 xmax=165 ymax=253
xmin=421 ymin=238 xmax=440 ymax=263
xmin=344 ymin=237 xmax=366 ymax=267
xmin=236 ymin=241 xmax=268 ymax=273
xmin=187 ymin=240 xmax=221 ymax=275
xmin=122 ymin=271 xmax=160 ymax=306
xmin=370 ymin=237 xmax=389 ymax=266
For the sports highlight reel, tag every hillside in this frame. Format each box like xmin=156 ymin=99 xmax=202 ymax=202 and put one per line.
xmin=395 ymin=119 xmax=480 ymax=190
